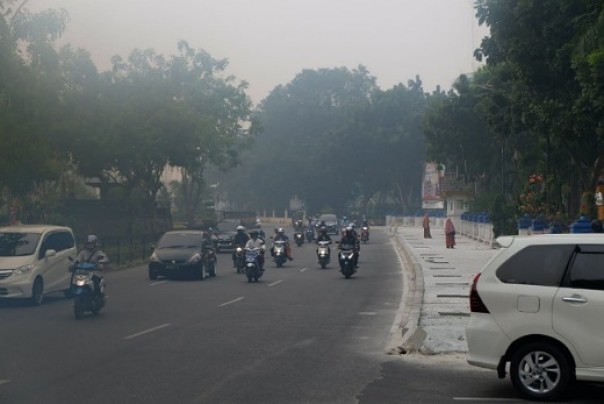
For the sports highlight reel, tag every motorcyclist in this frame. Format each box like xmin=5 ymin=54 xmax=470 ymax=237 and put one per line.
xmin=232 ymin=225 xmax=250 ymax=267
xmin=201 ymin=231 xmax=215 ymax=259
xmin=339 ymin=227 xmax=359 ymax=268
xmin=272 ymin=227 xmax=293 ymax=260
xmin=75 ymin=235 xmax=109 ymax=295
xmin=245 ymin=229 xmax=265 ymax=270
xmin=315 ymin=226 xmax=332 ymax=254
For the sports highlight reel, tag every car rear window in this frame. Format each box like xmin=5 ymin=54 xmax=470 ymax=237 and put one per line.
xmin=0 ymin=232 xmax=42 ymax=257
xmin=157 ymin=233 xmax=202 ymax=249
xmin=496 ymin=244 xmax=575 ymax=286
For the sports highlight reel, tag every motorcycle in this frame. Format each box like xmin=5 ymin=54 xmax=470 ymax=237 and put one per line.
xmin=71 ymin=261 xmax=106 ymax=319
xmin=234 ymin=246 xmax=246 ymax=274
xmin=338 ymin=243 xmax=357 ymax=278
xmin=305 ymin=226 xmax=315 ymax=243
xmin=244 ymin=247 xmax=263 ymax=283
xmin=272 ymin=240 xmax=287 ymax=267
xmin=202 ymin=246 xmax=217 ymax=277
xmin=360 ymin=226 xmax=370 ymax=243
xmin=316 ymin=240 xmax=331 ymax=269
xmin=293 ymin=231 xmax=304 ymax=247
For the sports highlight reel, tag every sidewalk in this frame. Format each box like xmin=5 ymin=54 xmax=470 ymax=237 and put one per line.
xmin=390 ymin=225 xmax=499 ymax=354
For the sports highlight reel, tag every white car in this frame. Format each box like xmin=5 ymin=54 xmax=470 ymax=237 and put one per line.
xmin=467 ymin=233 xmax=604 ymax=401
xmin=0 ymin=225 xmax=78 ymax=305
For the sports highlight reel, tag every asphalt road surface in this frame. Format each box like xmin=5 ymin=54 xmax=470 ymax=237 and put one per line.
xmin=1 ymin=228 xmax=603 ymax=403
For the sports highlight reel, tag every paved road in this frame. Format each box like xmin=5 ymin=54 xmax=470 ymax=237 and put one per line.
xmin=1 ymin=228 xmax=404 ymax=403
xmin=2 ymin=227 xmax=603 ymax=403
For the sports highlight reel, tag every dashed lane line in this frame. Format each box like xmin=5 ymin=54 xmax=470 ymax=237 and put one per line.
xmin=218 ymin=297 xmax=244 ymax=307
xmin=123 ymin=323 xmax=171 ymax=340
xmin=268 ymin=280 xmax=283 ymax=287
xmin=300 ymin=267 xmax=308 ymax=272
xmin=150 ymin=281 xmax=168 ymax=286
xmin=0 ymin=380 xmax=10 ymax=386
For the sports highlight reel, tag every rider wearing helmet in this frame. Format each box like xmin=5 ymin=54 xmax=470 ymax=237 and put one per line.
xmin=245 ymin=229 xmax=266 ymax=270
xmin=232 ymin=226 xmax=250 ymax=267
xmin=339 ymin=226 xmax=359 ymax=268
xmin=272 ymin=227 xmax=293 ymax=260
xmin=316 ymin=226 xmax=332 ymax=254
xmin=75 ymin=235 xmax=109 ymax=295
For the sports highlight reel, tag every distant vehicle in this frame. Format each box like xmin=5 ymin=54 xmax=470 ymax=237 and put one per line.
xmin=467 ymin=234 xmax=604 ymax=400
xmin=0 ymin=225 xmax=78 ymax=305
xmin=214 ymin=230 xmax=236 ymax=253
xmin=316 ymin=214 xmax=339 ymax=235
xmin=148 ymin=230 xmax=208 ymax=280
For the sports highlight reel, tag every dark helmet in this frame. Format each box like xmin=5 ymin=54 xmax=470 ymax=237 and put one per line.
xmin=344 ymin=226 xmax=353 ymax=235
xmin=250 ymin=229 xmax=259 ymax=238
xmin=591 ymin=220 xmax=603 ymax=233
xmin=277 ymin=227 xmax=284 ymax=234
xmin=320 ymin=226 xmax=327 ymax=234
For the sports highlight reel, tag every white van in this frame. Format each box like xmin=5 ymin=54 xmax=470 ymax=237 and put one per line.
xmin=0 ymin=225 xmax=78 ymax=305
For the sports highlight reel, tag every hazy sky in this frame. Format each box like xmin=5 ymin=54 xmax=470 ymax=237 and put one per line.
xmin=30 ymin=0 xmax=489 ymax=104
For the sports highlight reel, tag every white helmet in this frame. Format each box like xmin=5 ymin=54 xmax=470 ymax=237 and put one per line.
xmin=236 ymin=226 xmax=245 ymax=232
xmin=277 ymin=228 xmax=284 ymax=233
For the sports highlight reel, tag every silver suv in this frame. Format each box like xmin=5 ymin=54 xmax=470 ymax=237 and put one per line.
xmin=467 ymin=234 xmax=604 ymax=400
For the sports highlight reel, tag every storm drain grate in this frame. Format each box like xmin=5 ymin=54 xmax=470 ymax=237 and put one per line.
xmin=439 ymin=312 xmax=470 ymax=317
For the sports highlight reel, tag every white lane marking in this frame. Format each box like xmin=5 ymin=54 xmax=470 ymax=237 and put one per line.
xmin=300 ymin=267 xmax=308 ymax=272
xmin=454 ymin=398 xmax=521 ymax=402
xmin=359 ymin=312 xmax=376 ymax=316
xmin=218 ymin=297 xmax=244 ymax=307
xmin=124 ymin=323 xmax=171 ymax=340
xmin=268 ymin=280 xmax=283 ymax=287
xmin=0 ymin=380 xmax=11 ymax=386
xmin=150 ymin=280 xmax=168 ymax=286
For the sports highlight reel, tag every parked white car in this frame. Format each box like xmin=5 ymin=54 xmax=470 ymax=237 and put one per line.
xmin=0 ymin=225 xmax=78 ymax=305
xmin=466 ymin=234 xmax=604 ymax=400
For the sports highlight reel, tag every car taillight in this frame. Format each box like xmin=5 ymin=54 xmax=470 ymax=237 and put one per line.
xmin=470 ymin=273 xmax=489 ymax=313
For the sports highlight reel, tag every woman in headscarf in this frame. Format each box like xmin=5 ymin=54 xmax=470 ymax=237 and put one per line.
xmin=445 ymin=216 xmax=456 ymax=248
xmin=422 ymin=212 xmax=432 ymax=239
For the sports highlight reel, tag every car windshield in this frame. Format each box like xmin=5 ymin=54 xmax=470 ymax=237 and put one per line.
xmin=0 ymin=232 xmax=41 ymax=257
xmin=157 ymin=233 xmax=202 ymax=249
xmin=319 ymin=215 xmax=337 ymax=223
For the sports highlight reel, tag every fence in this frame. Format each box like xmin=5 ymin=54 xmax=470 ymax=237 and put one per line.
xmin=386 ymin=212 xmax=495 ymax=245
xmin=78 ymin=235 xmax=159 ymax=268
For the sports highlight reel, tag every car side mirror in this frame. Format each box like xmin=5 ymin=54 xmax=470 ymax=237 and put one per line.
xmin=45 ymin=249 xmax=57 ymax=258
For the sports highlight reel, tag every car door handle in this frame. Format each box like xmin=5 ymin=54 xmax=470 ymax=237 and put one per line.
xmin=562 ymin=295 xmax=588 ymax=304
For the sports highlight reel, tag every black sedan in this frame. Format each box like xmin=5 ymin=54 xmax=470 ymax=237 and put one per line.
xmin=148 ymin=230 xmax=206 ymax=280
xmin=213 ymin=231 xmax=236 ymax=253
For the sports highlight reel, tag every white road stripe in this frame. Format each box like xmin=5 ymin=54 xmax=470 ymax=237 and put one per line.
xmin=359 ymin=312 xmax=376 ymax=316
xmin=150 ymin=280 xmax=168 ymax=286
xmin=300 ymin=267 xmax=308 ymax=272
xmin=124 ymin=323 xmax=171 ymax=340
xmin=218 ymin=297 xmax=244 ymax=307
xmin=454 ymin=398 xmax=521 ymax=402
xmin=0 ymin=380 xmax=11 ymax=386
xmin=268 ymin=280 xmax=283 ymax=287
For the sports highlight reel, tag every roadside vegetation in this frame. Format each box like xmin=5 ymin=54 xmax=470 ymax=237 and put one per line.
xmin=1 ymin=0 xmax=603 ymax=237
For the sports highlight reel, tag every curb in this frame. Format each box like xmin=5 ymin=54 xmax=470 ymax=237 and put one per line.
xmin=386 ymin=225 xmax=426 ymax=355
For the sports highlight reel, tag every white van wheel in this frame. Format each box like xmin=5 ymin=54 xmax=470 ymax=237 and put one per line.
xmin=31 ymin=277 xmax=44 ymax=306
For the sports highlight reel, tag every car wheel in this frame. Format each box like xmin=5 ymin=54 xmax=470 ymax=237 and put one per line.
xmin=510 ymin=341 xmax=572 ymax=401
xmin=31 ymin=277 xmax=44 ymax=306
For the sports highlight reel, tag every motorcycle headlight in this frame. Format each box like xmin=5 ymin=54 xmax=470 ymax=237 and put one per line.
xmin=188 ymin=252 xmax=201 ymax=263
xmin=363 ymin=227 xmax=368 ymax=230
xmin=236 ymin=247 xmax=243 ymax=253
xmin=13 ymin=264 xmax=35 ymax=276
xmin=74 ymin=274 xmax=90 ymax=286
